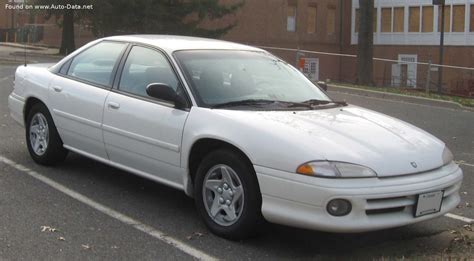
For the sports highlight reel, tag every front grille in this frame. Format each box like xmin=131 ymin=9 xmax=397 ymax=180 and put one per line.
xmin=366 ymin=207 xmax=406 ymax=215
xmin=365 ymin=183 xmax=459 ymax=216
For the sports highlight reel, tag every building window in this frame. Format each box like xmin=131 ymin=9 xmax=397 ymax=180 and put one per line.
xmin=287 ymin=4 xmax=297 ymax=32
xmin=422 ymin=6 xmax=434 ymax=32
xmin=373 ymin=8 xmax=378 ymax=32
xmin=327 ymin=5 xmax=336 ymax=35
xmin=471 ymin=5 xmax=474 ymax=32
xmin=409 ymin=6 xmax=420 ymax=32
xmin=452 ymin=5 xmax=465 ymax=32
xmin=393 ymin=7 xmax=404 ymax=32
xmin=438 ymin=5 xmax=451 ymax=32
xmin=355 ymin=8 xmax=377 ymax=33
xmin=307 ymin=5 xmax=317 ymax=34
xmin=381 ymin=8 xmax=392 ymax=32
xmin=355 ymin=9 xmax=360 ymax=32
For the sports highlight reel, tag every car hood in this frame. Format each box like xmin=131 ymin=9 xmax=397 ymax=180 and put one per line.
xmin=213 ymin=105 xmax=446 ymax=177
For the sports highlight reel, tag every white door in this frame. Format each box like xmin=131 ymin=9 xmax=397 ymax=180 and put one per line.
xmin=398 ymin=54 xmax=418 ymax=87
xmin=391 ymin=64 xmax=401 ymax=87
xmin=102 ymin=45 xmax=189 ymax=185
xmin=49 ymin=41 xmax=127 ymax=159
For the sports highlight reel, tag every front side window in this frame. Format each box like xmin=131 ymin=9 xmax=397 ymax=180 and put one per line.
xmin=67 ymin=41 xmax=126 ymax=86
xmin=119 ymin=46 xmax=179 ymax=97
xmin=175 ymin=50 xmax=331 ymax=108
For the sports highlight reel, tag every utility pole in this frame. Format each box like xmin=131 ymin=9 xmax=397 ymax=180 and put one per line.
xmin=435 ymin=0 xmax=445 ymax=93
xmin=338 ymin=0 xmax=344 ymax=82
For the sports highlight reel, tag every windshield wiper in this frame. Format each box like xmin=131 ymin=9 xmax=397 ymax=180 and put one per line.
xmin=211 ymin=99 xmax=314 ymax=109
xmin=211 ymin=99 xmax=277 ymax=108
xmin=300 ymin=99 xmax=348 ymax=107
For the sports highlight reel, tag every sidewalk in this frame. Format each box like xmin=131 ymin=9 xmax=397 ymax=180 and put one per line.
xmin=328 ymin=84 xmax=474 ymax=111
xmin=0 ymin=42 xmax=62 ymax=63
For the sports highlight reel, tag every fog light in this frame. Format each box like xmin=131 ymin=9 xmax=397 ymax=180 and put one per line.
xmin=327 ymin=199 xmax=352 ymax=216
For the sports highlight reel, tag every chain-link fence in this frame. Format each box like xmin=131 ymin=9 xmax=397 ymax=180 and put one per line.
xmin=258 ymin=46 xmax=474 ymax=98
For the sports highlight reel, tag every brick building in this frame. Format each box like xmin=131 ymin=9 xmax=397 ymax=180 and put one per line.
xmin=221 ymin=0 xmax=474 ymax=96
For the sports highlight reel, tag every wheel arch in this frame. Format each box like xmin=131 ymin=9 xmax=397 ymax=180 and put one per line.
xmin=185 ymin=138 xmax=256 ymax=197
xmin=23 ymin=96 xmax=48 ymax=124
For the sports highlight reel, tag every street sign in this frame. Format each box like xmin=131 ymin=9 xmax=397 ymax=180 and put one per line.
xmin=433 ymin=0 xmax=444 ymax=5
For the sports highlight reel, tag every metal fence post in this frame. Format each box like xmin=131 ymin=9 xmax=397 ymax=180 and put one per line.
xmin=426 ymin=60 xmax=432 ymax=93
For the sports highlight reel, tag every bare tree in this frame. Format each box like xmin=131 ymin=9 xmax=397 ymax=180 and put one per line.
xmin=357 ymin=0 xmax=374 ymax=86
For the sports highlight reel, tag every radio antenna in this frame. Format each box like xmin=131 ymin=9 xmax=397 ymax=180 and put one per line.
xmin=24 ymin=30 xmax=27 ymax=67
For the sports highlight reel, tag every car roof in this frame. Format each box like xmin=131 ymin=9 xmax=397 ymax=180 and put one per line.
xmin=102 ymin=35 xmax=263 ymax=53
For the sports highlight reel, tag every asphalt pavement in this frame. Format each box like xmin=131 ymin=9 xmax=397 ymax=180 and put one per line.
xmin=0 ymin=59 xmax=473 ymax=260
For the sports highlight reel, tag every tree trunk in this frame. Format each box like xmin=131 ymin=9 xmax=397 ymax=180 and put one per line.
xmin=59 ymin=10 xmax=75 ymax=55
xmin=357 ymin=0 xmax=374 ymax=86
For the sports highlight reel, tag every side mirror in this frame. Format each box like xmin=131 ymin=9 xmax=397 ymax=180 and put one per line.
xmin=146 ymin=83 xmax=187 ymax=109
xmin=317 ymin=81 xmax=328 ymax=91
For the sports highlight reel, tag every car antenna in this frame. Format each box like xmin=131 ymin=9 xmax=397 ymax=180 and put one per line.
xmin=23 ymin=30 xmax=27 ymax=67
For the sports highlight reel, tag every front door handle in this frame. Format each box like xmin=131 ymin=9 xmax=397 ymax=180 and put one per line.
xmin=107 ymin=102 xmax=120 ymax=109
xmin=52 ymin=86 xmax=63 ymax=92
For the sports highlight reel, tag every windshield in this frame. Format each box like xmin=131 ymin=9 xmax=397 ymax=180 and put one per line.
xmin=174 ymin=50 xmax=332 ymax=109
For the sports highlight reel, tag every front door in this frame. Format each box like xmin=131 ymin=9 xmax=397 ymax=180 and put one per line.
xmin=102 ymin=45 xmax=189 ymax=185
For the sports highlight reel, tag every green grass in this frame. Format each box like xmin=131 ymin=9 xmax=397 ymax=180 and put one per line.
xmin=330 ymin=83 xmax=474 ymax=108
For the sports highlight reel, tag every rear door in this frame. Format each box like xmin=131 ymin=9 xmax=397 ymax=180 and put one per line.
xmin=102 ymin=45 xmax=190 ymax=185
xmin=49 ymin=41 xmax=128 ymax=159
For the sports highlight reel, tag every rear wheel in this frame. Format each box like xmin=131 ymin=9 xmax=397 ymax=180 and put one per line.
xmin=26 ymin=103 xmax=68 ymax=165
xmin=194 ymin=149 xmax=263 ymax=240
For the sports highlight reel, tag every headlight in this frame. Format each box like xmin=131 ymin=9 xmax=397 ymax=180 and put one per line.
xmin=296 ymin=161 xmax=377 ymax=178
xmin=442 ymin=147 xmax=454 ymax=165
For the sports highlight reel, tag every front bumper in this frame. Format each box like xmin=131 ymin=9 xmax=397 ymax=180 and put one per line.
xmin=256 ymin=162 xmax=463 ymax=233
xmin=8 ymin=93 xmax=25 ymax=127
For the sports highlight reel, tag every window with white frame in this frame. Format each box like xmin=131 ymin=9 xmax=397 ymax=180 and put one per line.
xmin=287 ymin=4 xmax=297 ymax=32
xmin=307 ymin=5 xmax=317 ymax=34
xmin=471 ymin=4 xmax=474 ymax=32
xmin=409 ymin=6 xmax=420 ymax=32
xmin=422 ymin=6 xmax=434 ymax=32
xmin=352 ymin=1 xmax=474 ymax=46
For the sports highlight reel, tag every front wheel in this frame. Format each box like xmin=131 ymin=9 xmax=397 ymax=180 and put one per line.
xmin=194 ymin=149 xmax=263 ymax=240
xmin=26 ymin=103 xmax=68 ymax=165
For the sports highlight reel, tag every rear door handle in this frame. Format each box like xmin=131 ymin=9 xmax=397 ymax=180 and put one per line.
xmin=52 ymin=86 xmax=63 ymax=92
xmin=107 ymin=102 xmax=120 ymax=109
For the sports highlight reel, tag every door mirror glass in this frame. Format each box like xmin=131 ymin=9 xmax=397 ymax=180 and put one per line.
xmin=146 ymin=83 xmax=186 ymax=109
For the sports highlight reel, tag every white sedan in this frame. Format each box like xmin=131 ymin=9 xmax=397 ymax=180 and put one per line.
xmin=8 ymin=35 xmax=463 ymax=239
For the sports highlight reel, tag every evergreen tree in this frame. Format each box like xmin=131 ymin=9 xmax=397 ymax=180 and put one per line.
xmin=34 ymin=0 xmax=92 ymax=54
xmin=90 ymin=0 xmax=243 ymax=37
xmin=35 ymin=0 xmax=243 ymax=55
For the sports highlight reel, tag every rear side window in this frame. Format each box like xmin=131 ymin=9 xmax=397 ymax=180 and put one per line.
xmin=67 ymin=42 xmax=127 ymax=86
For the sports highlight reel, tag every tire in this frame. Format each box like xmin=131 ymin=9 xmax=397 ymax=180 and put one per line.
xmin=194 ymin=149 xmax=263 ymax=240
xmin=25 ymin=103 xmax=68 ymax=165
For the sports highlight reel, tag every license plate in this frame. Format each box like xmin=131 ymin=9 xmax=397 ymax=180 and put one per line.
xmin=414 ymin=191 xmax=444 ymax=217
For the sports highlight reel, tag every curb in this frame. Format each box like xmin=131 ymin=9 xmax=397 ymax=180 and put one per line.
xmin=0 ymin=42 xmax=53 ymax=51
xmin=0 ymin=58 xmax=37 ymax=65
xmin=328 ymin=84 xmax=474 ymax=111
xmin=10 ymin=52 xmax=64 ymax=59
